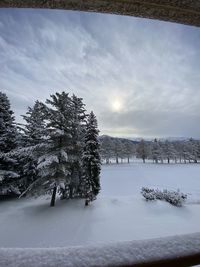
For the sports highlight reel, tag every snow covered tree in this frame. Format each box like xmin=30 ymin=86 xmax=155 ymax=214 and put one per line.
xmin=17 ymin=101 xmax=47 ymax=190
xmin=122 ymin=140 xmax=135 ymax=163
xmin=69 ymin=94 xmax=87 ymax=198
xmin=137 ymin=139 xmax=148 ymax=163
xmin=82 ymin=111 xmax=101 ymax=206
xmin=24 ymin=92 xmax=74 ymax=206
xmin=21 ymin=100 xmax=46 ymax=146
xmin=181 ymin=141 xmax=191 ymax=163
xmin=163 ymin=140 xmax=176 ymax=163
xmin=0 ymin=92 xmax=17 ymax=152
xmin=100 ymin=135 xmax=114 ymax=164
xmin=112 ymin=138 xmax=123 ymax=164
xmin=0 ymin=92 xmax=20 ymax=197
xmin=187 ymin=138 xmax=199 ymax=163
xmin=150 ymin=139 xmax=162 ymax=163
xmin=173 ymin=141 xmax=185 ymax=163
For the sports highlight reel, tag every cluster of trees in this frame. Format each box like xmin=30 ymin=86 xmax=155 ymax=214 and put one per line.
xmin=137 ymin=138 xmax=200 ymax=163
xmin=0 ymin=91 xmax=101 ymax=206
xmin=100 ymin=136 xmax=200 ymax=164
xmin=100 ymin=135 xmax=136 ymax=164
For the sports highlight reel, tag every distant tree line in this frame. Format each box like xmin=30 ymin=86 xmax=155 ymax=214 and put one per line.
xmin=100 ymin=136 xmax=200 ymax=164
xmin=100 ymin=135 xmax=136 ymax=164
xmin=0 ymin=91 xmax=101 ymax=206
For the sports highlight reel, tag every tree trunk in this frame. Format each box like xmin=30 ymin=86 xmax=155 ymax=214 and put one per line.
xmin=85 ymin=199 xmax=89 ymax=206
xmin=143 ymin=157 xmax=145 ymax=163
xmin=128 ymin=157 xmax=129 ymax=163
xmin=168 ymin=158 xmax=170 ymax=164
xmin=50 ymin=184 xmax=57 ymax=207
xmin=116 ymin=157 xmax=119 ymax=164
xmin=69 ymin=185 xmax=73 ymax=199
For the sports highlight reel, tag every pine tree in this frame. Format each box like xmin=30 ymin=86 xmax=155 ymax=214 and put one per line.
xmin=82 ymin=111 xmax=101 ymax=206
xmin=0 ymin=92 xmax=17 ymax=152
xmin=69 ymin=94 xmax=87 ymax=198
xmin=21 ymin=100 xmax=46 ymax=146
xmin=17 ymin=101 xmax=47 ymax=190
xmin=0 ymin=92 xmax=20 ymax=197
xmin=24 ymin=92 xmax=73 ymax=206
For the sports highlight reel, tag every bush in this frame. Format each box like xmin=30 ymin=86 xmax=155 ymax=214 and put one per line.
xmin=141 ymin=187 xmax=156 ymax=201
xmin=154 ymin=189 xmax=164 ymax=200
xmin=141 ymin=187 xmax=187 ymax=207
xmin=163 ymin=189 xmax=187 ymax=207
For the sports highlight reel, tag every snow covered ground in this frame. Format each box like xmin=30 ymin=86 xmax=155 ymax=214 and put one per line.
xmin=1 ymin=162 xmax=200 ymax=248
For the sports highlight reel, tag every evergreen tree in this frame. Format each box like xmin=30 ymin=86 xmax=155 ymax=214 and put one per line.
xmin=82 ymin=111 xmax=101 ymax=206
xmin=21 ymin=100 xmax=46 ymax=146
xmin=0 ymin=92 xmax=17 ymax=152
xmin=69 ymin=94 xmax=87 ymax=198
xmin=0 ymin=92 xmax=19 ymax=197
xmin=24 ymin=92 xmax=73 ymax=206
xmin=17 ymin=101 xmax=46 ymax=190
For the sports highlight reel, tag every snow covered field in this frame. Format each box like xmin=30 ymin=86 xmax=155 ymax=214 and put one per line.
xmin=1 ymin=162 xmax=200 ymax=248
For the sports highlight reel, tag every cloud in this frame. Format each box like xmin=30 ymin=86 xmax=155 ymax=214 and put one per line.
xmin=0 ymin=8 xmax=200 ymax=138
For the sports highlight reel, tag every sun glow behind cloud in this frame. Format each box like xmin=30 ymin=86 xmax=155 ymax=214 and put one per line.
xmin=111 ymin=99 xmax=123 ymax=112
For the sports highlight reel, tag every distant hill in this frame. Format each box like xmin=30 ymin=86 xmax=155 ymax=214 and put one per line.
xmin=100 ymin=135 xmax=199 ymax=143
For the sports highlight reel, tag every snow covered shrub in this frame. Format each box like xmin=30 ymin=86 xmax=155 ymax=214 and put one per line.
xmin=141 ymin=187 xmax=154 ymax=194
xmin=141 ymin=187 xmax=187 ymax=206
xmin=154 ymin=189 xmax=164 ymax=200
xmin=163 ymin=189 xmax=187 ymax=207
xmin=141 ymin=187 xmax=156 ymax=201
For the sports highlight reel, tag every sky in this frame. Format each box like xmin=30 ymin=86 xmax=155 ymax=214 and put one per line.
xmin=0 ymin=8 xmax=200 ymax=138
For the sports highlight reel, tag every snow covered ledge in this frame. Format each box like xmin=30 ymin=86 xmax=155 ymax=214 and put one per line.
xmin=1 ymin=233 xmax=200 ymax=267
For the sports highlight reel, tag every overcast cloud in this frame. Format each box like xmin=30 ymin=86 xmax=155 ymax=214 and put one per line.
xmin=0 ymin=8 xmax=200 ymax=138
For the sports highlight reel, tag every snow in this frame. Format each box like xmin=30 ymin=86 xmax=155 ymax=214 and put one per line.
xmin=1 ymin=162 xmax=200 ymax=248
xmin=37 ymin=155 xmax=59 ymax=170
xmin=60 ymin=150 xmax=68 ymax=161
xmin=0 ymin=233 xmax=200 ymax=267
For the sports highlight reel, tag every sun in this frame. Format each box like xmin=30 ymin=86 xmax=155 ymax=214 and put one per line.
xmin=111 ymin=99 xmax=123 ymax=112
